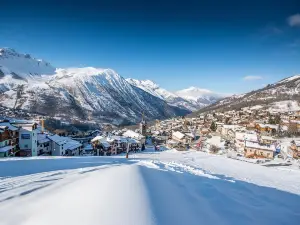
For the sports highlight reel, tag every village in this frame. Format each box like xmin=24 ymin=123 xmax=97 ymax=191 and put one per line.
xmin=1 ymin=106 xmax=300 ymax=169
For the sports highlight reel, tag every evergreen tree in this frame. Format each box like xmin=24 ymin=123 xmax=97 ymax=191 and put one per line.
xmin=210 ymin=121 xmax=217 ymax=132
xmin=268 ymin=116 xmax=275 ymax=124
xmin=274 ymin=115 xmax=281 ymax=124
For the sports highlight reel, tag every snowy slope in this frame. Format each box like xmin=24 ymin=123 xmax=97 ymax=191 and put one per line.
xmin=0 ymin=49 xmax=189 ymax=124
xmin=176 ymin=86 xmax=222 ymax=107
xmin=0 ymin=48 xmax=55 ymax=80
xmin=126 ymin=79 xmax=222 ymax=111
xmin=0 ymin=150 xmax=299 ymax=225
xmin=195 ymin=74 xmax=300 ymax=114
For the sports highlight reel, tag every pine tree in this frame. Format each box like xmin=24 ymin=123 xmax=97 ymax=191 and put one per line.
xmin=210 ymin=121 xmax=217 ymax=132
xmin=274 ymin=115 xmax=281 ymax=124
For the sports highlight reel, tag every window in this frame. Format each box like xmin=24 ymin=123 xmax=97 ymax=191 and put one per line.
xmin=21 ymin=134 xmax=30 ymax=139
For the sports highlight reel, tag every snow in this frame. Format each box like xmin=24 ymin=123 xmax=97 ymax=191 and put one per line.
xmin=269 ymin=100 xmax=300 ymax=112
xmin=122 ymin=130 xmax=144 ymax=139
xmin=0 ymin=150 xmax=299 ymax=225
xmin=277 ymin=74 xmax=300 ymax=84
xmin=0 ymin=48 xmax=55 ymax=80
xmin=176 ymin=86 xmax=217 ymax=101
xmin=0 ymin=145 xmax=14 ymax=153
xmin=0 ymin=122 xmax=19 ymax=131
xmin=172 ymin=131 xmax=185 ymax=139
xmin=37 ymin=134 xmax=50 ymax=144
xmin=91 ymin=135 xmax=105 ymax=142
xmin=245 ymin=141 xmax=276 ymax=151
xmin=126 ymin=79 xmax=223 ymax=111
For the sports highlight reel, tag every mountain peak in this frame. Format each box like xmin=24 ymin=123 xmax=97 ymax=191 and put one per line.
xmin=0 ymin=47 xmax=55 ymax=79
xmin=0 ymin=48 xmax=20 ymax=57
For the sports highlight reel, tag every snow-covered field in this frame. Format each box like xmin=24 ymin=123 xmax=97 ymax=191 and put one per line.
xmin=0 ymin=150 xmax=299 ymax=225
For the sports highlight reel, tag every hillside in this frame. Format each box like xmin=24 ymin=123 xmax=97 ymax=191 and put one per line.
xmin=0 ymin=151 xmax=299 ymax=225
xmin=0 ymin=48 xmax=189 ymax=125
xmin=191 ymin=75 xmax=300 ymax=116
xmin=126 ymin=79 xmax=222 ymax=111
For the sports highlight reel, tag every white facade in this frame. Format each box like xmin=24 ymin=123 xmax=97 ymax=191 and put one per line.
xmin=48 ymin=135 xmax=82 ymax=156
xmin=19 ymin=126 xmax=38 ymax=156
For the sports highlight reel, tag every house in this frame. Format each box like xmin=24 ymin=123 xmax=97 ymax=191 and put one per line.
xmin=17 ymin=123 xmax=38 ymax=157
xmin=0 ymin=122 xmax=19 ymax=157
xmin=235 ymin=132 xmax=258 ymax=151
xmin=255 ymin=123 xmax=278 ymax=135
xmin=172 ymin=131 xmax=185 ymax=143
xmin=244 ymin=141 xmax=275 ymax=159
xmin=172 ymin=131 xmax=193 ymax=144
xmin=48 ymin=135 xmax=82 ymax=156
xmin=106 ymin=136 xmax=127 ymax=154
xmin=92 ymin=137 xmax=112 ymax=156
xmin=289 ymin=141 xmax=300 ymax=159
xmin=37 ymin=133 xmax=51 ymax=155
xmin=122 ymin=130 xmax=145 ymax=144
xmin=260 ymin=136 xmax=276 ymax=145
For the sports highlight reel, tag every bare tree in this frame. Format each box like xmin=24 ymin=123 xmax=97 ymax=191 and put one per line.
xmin=210 ymin=145 xmax=219 ymax=154
xmin=288 ymin=122 xmax=298 ymax=135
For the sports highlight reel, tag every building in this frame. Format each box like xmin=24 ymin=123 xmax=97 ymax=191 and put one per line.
xmin=17 ymin=123 xmax=38 ymax=157
xmin=289 ymin=141 xmax=300 ymax=159
xmin=48 ymin=135 xmax=82 ymax=156
xmin=244 ymin=141 xmax=275 ymax=159
xmin=37 ymin=133 xmax=51 ymax=155
xmin=140 ymin=119 xmax=147 ymax=136
xmin=0 ymin=123 xmax=19 ymax=157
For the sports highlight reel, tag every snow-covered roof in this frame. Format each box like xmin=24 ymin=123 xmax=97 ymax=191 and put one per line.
xmin=257 ymin=124 xmax=278 ymax=129
xmin=0 ymin=145 xmax=15 ymax=153
xmin=123 ymin=130 xmax=144 ymax=139
xmin=100 ymin=141 xmax=110 ymax=148
xmin=245 ymin=141 xmax=275 ymax=151
xmin=107 ymin=136 xmax=128 ymax=143
xmin=223 ymin=125 xmax=242 ymax=130
xmin=172 ymin=131 xmax=185 ymax=140
xmin=48 ymin=135 xmax=82 ymax=150
xmin=37 ymin=134 xmax=50 ymax=144
xmin=48 ymin=134 xmax=66 ymax=145
xmin=236 ymin=132 xmax=258 ymax=142
xmin=261 ymin=136 xmax=275 ymax=141
xmin=91 ymin=135 xmax=105 ymax=143
xmin=128 ymin=138 xmax=140 ymax=144
xmin=0 ymin=122 xmax=18 ymax=131
xmin=167 ymin=140 xmax=178 ymax=144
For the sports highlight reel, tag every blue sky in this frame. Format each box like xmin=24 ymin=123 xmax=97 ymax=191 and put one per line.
xmin=1 ymin=0 xmax=300 ymax=94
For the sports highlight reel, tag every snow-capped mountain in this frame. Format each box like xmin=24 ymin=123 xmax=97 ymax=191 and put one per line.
xmin=194 ymin=74 xmax=300 ymax=115
xmin=0 ymin=48 xmax=189 ymax=125
xmin=126 ymin=79 xmax=222 ymax=111
xmin=0 ymin=48 xmax=55 ymax=79
xmin=176 ymin=86 xmax=222 ymax=107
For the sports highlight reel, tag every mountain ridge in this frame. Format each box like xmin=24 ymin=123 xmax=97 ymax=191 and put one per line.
xmin=191 ymin=74 xmax=300 ymax=116
xmin=0 ymin=48 xmax=189 ymax=125
xmin=126 ymin=78 xmax=223 ymax=111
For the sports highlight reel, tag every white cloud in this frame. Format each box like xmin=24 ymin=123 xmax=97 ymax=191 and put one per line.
xmin=287 ymin=14 xmax=300 ymax=27
xmin=243 ymin=76 xmax=263 ymax=81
